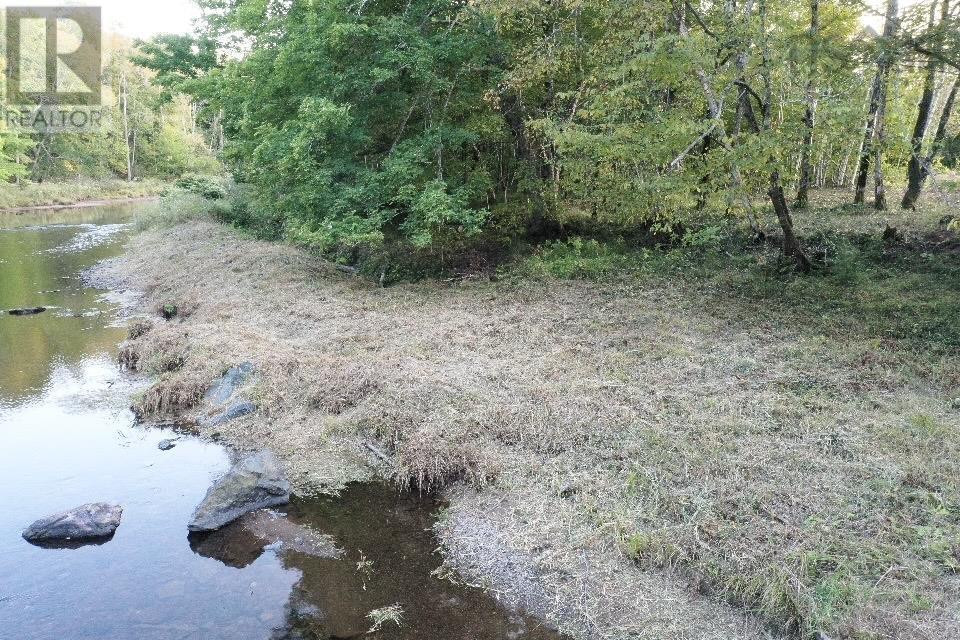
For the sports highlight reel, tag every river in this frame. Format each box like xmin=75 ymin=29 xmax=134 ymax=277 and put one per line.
xmin=0 ymin=203 xmax=562 ymax=640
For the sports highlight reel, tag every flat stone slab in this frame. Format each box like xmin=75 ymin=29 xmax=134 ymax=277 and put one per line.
xmin=188 ymin=451 xmax=290 ymax=532
xmin=22 ymin=503 xmax=123 ymax=546
xmin=205 ymin=362 xmax=254 ymax=405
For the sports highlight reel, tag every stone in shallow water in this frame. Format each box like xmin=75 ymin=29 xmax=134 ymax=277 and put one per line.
xmin=189 ymin=451 xmax=290 ymax=532
xmin=203 ymin=401 xmax=257 ymax=427
xmin=189 ymin=510 xmax=340 ymax=568
xmin=7 ymin=307 xmax=46 ymax=316
xmin=205 ymin=362 xmax=254 ymax=405
xmin=22 ymin=503 xmax=123 ymax=546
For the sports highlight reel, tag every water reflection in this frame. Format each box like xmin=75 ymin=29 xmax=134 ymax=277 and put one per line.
xmin=0 ymin=208 xmax=133 ymax=400
xmin=188 ymin=486 xmax=562 ymax=640
xmin=0 ymin=204 xmax=566 ymax=640
xmin=0 ymin=206 xmax=301 ymax=640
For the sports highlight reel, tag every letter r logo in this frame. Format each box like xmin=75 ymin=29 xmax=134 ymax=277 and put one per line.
xmin=5 ymin=7 xmax=102 ymax=106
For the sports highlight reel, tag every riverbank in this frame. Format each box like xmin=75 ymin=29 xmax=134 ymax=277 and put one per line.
xmin=91 ymin=189 xmax=960 ymax=639
xmin=0 ymin=178 xmax=167 ymax=211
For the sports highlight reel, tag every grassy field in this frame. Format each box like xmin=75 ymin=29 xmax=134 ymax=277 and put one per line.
xmin=98 ymin=184 xmax=960 ymax=639
xmin=0 ymin=177 xmax=167 ymax=210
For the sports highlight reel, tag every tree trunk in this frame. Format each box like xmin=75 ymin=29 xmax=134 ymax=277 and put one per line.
xmin=873 ymin=78 xmax=889 ymax=210
xmin=795 ymin=0 xmax=820 ymax=209
xmin=499 ymin=90 xmax=554 ymax=237
xmin=121 ymin=72 xmax=133 ymax=182
xmin=854 ymin=73 xmax=882 ymax=204
xmin=759 ymin=0 xmax=810 ymax=270
xmin=770 ymin=171 xmax=811 ymax=271
xmin=872 ymin=0 xmax=899 ymax=210
xmin=902 ymin=0 xmax=950 ymax=209
xmin=928 ymin=74 xmax=960 ymax=163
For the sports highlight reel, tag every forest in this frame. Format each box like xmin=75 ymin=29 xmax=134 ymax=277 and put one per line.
xmin=117 ymin=0 xmax=960 ymax=277
xmin=2 ymin=1 xmax=959 ymax=270
xmin=0 ymin=23 xmax=219 ymax=208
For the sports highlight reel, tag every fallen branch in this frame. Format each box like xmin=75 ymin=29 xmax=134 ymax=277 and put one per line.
xmin=363 ymin=441 xmax=391 ymax=464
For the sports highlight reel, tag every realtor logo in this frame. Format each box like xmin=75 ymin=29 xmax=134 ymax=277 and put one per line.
xmin=4 ymin=6 xmax=103 ymax=131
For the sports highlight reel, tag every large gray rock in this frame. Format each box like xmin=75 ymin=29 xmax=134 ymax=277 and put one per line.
xmin=205 ymin=362 xmax=254 ymax=405
xmin=22 ymin=503 xmax=123 ymax=545
xmin=189 ymin=451 xmax=290 ymax=532
xmin=203 ymin=401 xmax=257 ymax=427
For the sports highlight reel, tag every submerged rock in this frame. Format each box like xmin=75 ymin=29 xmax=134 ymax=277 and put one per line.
xmin=189 ymin=510 xmax=340 ymax=568
xmin=22 ymin=503 xmax=122 ymax=546
xmin=7 ymin=307 xmax=46 ymax=316
xmin=189 ymin=518 xmax=268 ymax=569
xmin=203 ymin=401 xmax=257 ymax=427
xmin=242 ymin=510 xmax=341 ymax=559
xmin=189 ymin=451 xmax=290 ymax=532
xmin=205 ymin=362 xmax=254 ymax=405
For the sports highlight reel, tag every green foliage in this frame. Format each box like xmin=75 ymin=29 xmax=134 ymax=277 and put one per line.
xmin=175 ymin=173 xmax=227 ymax=200
xmin=681 ymin=225 xmax=724 ymax=250
xmin=0 ymin=126 xmax=31 ymax=182
xmin=520 ymin=237 xmax=635 ymax=280
xmin=135 ymin=190 xmax=230 ymax=230
xmin=130 ymin=35 xmax=219 ymax=102
xmin=188 ymin=0 xmax=513 ymax=254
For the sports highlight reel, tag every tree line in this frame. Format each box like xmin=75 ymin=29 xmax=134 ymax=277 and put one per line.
xmin=25 ymin=1 xmax=960 ymax=268
xmin=0 ymin=29 xmax=219 ymax=185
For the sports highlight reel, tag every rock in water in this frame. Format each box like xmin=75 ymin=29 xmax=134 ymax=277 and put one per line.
xmin=22 ymin=503 xmax=123 ymax=545
xmin=205 ymin=362 xmax=254 ymax=405
xmin=158 ymin=439 xmax=178 ymax=451
xmin=7 ymin=307 xmax=46 ymax=316
xmin=189 ymin=451 xmax=290 ymax=532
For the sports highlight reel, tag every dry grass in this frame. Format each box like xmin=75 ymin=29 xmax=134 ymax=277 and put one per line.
xmin=92 ymin=186 xmax=960 ymax=639
xmin=0 ymin=178 xmax=167 ymax=210
xmin=132 ymin=375 xmax=207 ymax=418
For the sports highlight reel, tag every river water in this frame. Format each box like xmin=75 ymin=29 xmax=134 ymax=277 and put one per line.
xmin=0 ymin=203 xmax=562 ymax=640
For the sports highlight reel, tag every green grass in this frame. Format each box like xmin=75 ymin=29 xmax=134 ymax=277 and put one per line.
xmin=517 ymin=208 xmax=960 ymax=356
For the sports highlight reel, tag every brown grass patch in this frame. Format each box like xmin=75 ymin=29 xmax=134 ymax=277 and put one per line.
xmin=133 ymin=375 xmax=207 ymax=418
xmin=94 ymin=185 xmax=960 ymax=639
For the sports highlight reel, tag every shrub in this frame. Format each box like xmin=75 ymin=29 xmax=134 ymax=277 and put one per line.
xmin=135 ymin=190 xmax=229 ymax=230
xmin=174 ymin=173 xmax=227 ymax=200
xmin=521 ymin=237 xmax=635 ymax=280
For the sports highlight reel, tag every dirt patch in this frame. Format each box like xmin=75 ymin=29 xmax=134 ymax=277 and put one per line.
xmin=90 ymin=218 xmax=960 ymax=639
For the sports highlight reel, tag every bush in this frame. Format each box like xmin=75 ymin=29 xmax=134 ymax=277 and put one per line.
xmin=174 ymin=173 xmax=227 ymax=200
xmin=520 ymin=237 xmax=636 ymax=280
xmin=135 ymin=191 xmax=229 ymax=230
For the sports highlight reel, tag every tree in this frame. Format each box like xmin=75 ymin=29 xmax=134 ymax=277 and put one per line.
xmin=188 ymin=0 xmax=511 ymax=251
xmin=795 ymin=0 xmax=821 ymax=209
xmin=130 ymin=34 xmax=219 ymax=102
xmin=902 ymin=0 xmax=953 ymax=209
xmin=0 ymin=126 xmax=31 ymax=182
xmin=854 ymin=0 xmax=899 ymax=208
